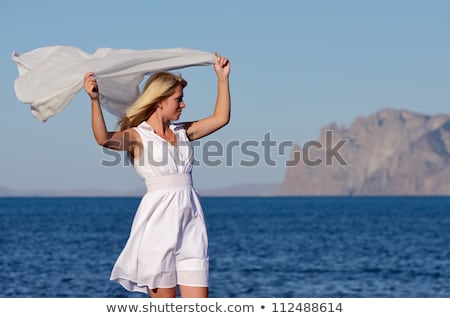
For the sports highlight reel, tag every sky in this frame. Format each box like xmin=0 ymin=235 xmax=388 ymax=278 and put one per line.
xmin=0 ymin=0 xmax=449 ymax=194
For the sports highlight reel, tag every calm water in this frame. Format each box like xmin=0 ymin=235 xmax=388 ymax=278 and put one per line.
xmin=1 ymin=196 xmax=449 ymax=297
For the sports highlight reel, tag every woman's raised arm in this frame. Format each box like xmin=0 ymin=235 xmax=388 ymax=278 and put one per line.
xmin=83 ymin=72 xmax=139 ymax=152
xmin=185 ymin=54 xmax=230 ymax=140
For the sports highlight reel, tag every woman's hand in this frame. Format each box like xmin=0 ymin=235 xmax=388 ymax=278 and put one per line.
xmin=213 ymin=53 xmax=230 ymax=80
xmin=83 ymin=72 xmax=99 ymax=100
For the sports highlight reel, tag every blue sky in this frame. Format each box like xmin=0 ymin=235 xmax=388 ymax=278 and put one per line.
xmin=1 ymin=0 xmax=449 ymax=193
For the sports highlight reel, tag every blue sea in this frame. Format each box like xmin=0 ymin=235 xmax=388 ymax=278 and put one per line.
xmin=1 ymin=196 xmax=449 ymax=298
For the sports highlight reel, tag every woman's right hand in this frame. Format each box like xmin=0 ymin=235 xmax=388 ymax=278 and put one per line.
xmin=213 ymin=53 xmax=230 ymax=81
xmin=83 ymin=72 xmax=99 ymax=100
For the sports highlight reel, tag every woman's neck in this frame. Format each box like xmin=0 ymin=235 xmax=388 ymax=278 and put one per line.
xmin=147 ymin=113 xmax=170 ymax=133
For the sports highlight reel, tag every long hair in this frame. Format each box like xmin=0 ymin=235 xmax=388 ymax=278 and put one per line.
xmin=118 ymin=72 xmax=187 ymax=131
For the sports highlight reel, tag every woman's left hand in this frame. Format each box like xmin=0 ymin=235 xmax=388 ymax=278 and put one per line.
xmin=214 ymin=53 xmax=230 ymax=80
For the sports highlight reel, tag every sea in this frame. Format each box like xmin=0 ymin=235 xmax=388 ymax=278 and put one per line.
xmin=1 ymin=196 xmax=449 ymax=298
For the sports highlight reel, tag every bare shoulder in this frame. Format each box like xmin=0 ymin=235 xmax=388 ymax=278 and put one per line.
xmin=179 ymin=121 xmax=195 ymax=139
xmin=103 ymin=128 xmax=142 ymax=152
xmin=122 ymin=128 xmax=143 ymax=158
xmin=125 ymin=127 xmax=141 ymax=143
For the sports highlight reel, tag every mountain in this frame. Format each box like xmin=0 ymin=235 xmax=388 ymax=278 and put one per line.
xmin=280 ymin=108 xmax=450 ymax=196
xmin=0 ymin=186 xmax=16 ymax=196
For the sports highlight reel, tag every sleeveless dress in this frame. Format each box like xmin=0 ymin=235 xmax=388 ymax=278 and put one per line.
xmin=110 ymin=121 xmax=209 ymax=293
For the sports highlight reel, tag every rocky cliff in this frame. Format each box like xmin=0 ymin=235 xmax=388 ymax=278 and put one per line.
xmin=280 ymin=108 xmax=450 ymax=195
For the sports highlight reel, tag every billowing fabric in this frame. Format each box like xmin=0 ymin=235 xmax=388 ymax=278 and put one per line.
xmin=12 ymin=46 xmax=215 ymax=122
xmin=110 ymin=121 xmax=209 ymax=293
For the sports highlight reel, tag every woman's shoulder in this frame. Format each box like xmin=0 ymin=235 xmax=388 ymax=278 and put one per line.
xmin=124 ymin=126 xmax=142 ymax=142
xmin=135 ymin=121 xmax=150 ymax=130
xmin=170 ymin=122 xmax=189 ymax=132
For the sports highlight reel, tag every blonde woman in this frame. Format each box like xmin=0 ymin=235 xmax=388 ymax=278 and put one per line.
xmin=83 ymin=53 xmax=230 ymax=298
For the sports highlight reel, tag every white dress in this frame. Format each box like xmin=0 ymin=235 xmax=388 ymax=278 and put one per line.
xmin=110 ymin=121 xmax=209 ymax=293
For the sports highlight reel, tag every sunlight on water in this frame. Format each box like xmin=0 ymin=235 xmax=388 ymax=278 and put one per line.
xmin=1 ymin=196 xmax=449 ymax=297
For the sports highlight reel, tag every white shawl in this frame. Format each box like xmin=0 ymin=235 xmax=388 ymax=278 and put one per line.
xmin=12 ymin=46 xmax=216 ymax=122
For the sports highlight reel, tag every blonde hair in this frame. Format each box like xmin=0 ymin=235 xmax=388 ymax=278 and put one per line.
xmin=118 ymin=72 xmax=187 ymax=131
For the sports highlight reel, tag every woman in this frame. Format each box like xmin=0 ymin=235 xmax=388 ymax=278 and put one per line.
xmin=83 ymin=53 xmax=230 ymax=298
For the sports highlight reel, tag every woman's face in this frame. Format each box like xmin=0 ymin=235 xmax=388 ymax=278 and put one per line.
xmin=160 ymin=85 xmax=185 ymax=120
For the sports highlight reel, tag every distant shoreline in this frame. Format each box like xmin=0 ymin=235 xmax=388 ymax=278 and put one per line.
xmin=0 ymin=183 xmax=282 ymax=198
xmin=1 ymin=194 xmax=449 ymax=198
